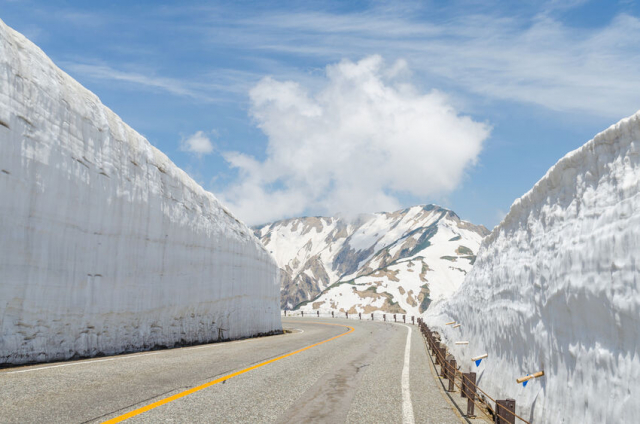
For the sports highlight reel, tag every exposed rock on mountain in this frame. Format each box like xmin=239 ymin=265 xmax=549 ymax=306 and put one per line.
xmin=254 ymin=205 xmax=489 ymax=315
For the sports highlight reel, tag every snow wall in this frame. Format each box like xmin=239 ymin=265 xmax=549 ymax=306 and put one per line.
xmin=0 ymin=19 xmax=281 ymax=365
xmin=425 ymin=110 xmax=640 ymax=423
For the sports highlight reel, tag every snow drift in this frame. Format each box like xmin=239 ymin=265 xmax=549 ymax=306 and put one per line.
xmin=0 ymin=19 xmax=280 ymax=365
xmin=425 ymin=111 xmax=640 ymax=422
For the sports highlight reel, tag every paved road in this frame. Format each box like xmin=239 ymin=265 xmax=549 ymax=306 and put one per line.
xmin=1 ymin=318 xmax=462 ymax=423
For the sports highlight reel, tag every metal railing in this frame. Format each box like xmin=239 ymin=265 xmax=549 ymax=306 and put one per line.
xmin=418 ymin=318 xmax=532 ymax=424
xmin=282 ymin=309 xmax=415 ymax=324
xmin=281 ymin=310 xmax=537 ymax=423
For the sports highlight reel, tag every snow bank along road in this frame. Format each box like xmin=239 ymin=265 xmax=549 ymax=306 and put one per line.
xmin=0 ymin=318 xmax=462 ymax=423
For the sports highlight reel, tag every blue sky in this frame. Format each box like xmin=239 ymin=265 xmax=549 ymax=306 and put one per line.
xmin=2 ymin=0 xmax=639 ymax=228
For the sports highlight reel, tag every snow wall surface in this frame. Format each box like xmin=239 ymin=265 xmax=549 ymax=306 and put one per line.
xmin=0 ymin=19 xmax=281 ymax=365
xmin=425 ymin=110 xmax=640 ymax=423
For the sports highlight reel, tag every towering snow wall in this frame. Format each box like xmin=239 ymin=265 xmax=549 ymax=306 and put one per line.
xmin=0 ymin=19 xmax=281 ymax=365
xmin=425 ymin=111 xmax=640 ymax=423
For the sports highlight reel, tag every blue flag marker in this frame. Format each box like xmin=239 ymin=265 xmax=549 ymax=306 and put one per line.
xmin=523 ymin=374 xmax=530 ymax=387
xmin=475 ymin=359 xmax=482 ymax=366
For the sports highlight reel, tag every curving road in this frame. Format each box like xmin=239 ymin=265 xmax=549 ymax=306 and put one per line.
xmin=0 ymin=318 xmax=462 ymax=423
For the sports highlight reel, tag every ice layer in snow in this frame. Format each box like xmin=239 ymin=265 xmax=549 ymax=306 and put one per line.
xmin=425 ymin=110 xmax=640 ymax=422
xmin=0 ymin=19 xmax=281 ymax=365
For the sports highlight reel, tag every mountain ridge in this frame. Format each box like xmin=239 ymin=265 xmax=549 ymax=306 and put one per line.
xmin=254 ymin=204 xmax=489 ymax=314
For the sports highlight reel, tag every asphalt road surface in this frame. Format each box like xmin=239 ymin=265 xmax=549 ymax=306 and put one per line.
xmin=1 ymin=318 xmax=463 ymax=423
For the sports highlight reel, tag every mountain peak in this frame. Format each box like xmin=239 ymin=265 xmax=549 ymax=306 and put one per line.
xmin=254 ymin=205 xmax=488 ymax=312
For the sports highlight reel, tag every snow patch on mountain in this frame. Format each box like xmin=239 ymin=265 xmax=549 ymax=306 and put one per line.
xmin=425 ymin=110 xmax=640 ymax=423
xmin=255 ymin=205 xmax=488 ymax=315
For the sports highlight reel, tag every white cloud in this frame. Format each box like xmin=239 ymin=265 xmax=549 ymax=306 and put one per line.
xmin=58 ymin=4 xmax=640 ymax=120
xmin=219 ymin=56 xmax=491 ymax=225
xmin=62 ymin=63 xmax=219 ymax=102
xmin=208 ymin=8 xmax=640 ymax=119
xmin=180 ymin=131 xmax=214 ymax=155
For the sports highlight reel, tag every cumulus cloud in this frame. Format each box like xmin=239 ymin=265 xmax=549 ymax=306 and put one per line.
xmin=180 ymin=131 xmax=214 ymax=155
xmin=495 ymin=209 xmax=508 ymax=224
xmin=220 ymin=56 xmax=491 ymax=225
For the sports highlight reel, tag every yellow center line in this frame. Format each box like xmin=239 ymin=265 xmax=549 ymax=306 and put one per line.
xmin=103 ymin=322 xmax=354 ymax=423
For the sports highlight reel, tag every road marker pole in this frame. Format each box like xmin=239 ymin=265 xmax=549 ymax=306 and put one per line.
xmin=471 ymin=353 xmax=487 ymax=367
xmin=517 ymin=370 xmax=544 ymax=387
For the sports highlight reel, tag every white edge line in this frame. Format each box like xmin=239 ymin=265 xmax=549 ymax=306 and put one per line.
xmin=5 ymin=325 xmax=304 ymax=373
xmin=402 ymin=324 xmax=416 ymax=424
xmin=4 ymin=352 xmax=161 ymax=374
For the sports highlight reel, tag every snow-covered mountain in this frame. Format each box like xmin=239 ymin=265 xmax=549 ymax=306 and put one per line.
xmin=0 ymin=19 xmax=280 ymax=365
xmin=254 ymin=205 xmax=489 ymax=315
xmin=425 ymin=111 xmax=640 ymax=423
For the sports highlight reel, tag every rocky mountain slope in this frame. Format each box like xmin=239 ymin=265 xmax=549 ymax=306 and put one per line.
xmin=254 ymin=205 xmax=489 ymax=315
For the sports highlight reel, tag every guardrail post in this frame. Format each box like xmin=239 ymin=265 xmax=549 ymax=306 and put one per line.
xmin=393 ymin=314 xmax=396 ymax=322
xmin=284 ymin=310 xmax=287 ymax=316
xmin=462 ymin=372 xmax=476 ymax=417
xmin=436 ymin=344 xmax=445 ymax=365
xmin=412 ymin=316 xmax=415 ymax=325
xmin=403 ymin=315 xmax=406 ymax=323
xmin=371 ymin=313 xmax=374 ymax=321
xmin=495 ymin=399 xmax=516 ymax=424
xmin=439 ymin=348 xmax=447 ymax=377
xmin=383 ymin=314 xmax=386 ymax=322
xmin=359 ymin=312 xmax=362 ymax=320
xmin=332 ymin=311 xmax=334 ymax=318
xmin=301 ymin=311 xmax=304 ymax=317
xmin=317 ymin=310 xmax=320 ymax=317
xmin=448 ymin=359 xmax=457 ymax=392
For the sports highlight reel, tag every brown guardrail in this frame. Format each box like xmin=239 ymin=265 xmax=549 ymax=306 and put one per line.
xmin=417 ymin=318 xmax=536 ymax=424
